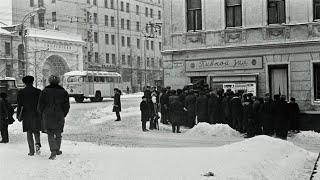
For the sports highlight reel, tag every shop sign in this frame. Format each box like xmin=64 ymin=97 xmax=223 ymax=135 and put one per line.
xmin=186 ymin=57 xmax=263 ymax=72
xmin=223 ymin=83 xmax=257 ymax=96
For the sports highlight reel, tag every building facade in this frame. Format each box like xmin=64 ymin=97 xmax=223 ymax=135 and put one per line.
xmin=162 ymin=0 xmax=320 ymax=116
xmin=12 ymin=0 xmax=164 ymax=91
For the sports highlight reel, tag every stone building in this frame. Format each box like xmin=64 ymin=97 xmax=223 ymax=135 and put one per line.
xmin=12 ymin=0 xmax=164 ymax=91
xmin=162 ymin=0 xmax=320 ymax=129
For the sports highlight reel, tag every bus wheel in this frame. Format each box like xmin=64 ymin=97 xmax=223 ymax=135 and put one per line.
xmin=75 ymin=97 xmax=84 ymax=103
xmin=90 ymin=97 xmax=97 ymax=102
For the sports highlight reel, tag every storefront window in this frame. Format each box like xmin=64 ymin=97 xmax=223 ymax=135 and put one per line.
xmin=314 ymin=63 xmax=320 ymax=100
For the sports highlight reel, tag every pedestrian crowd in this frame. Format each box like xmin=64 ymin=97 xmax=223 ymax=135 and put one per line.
xmin=0 ymin=75 xmax=70 ymax=160
xmin=141 ymin=85 xmax=300 ymax=140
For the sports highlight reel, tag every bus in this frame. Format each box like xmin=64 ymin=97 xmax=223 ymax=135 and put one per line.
xmin=0 ymin=77 xmax=19 ymax=108
xmin=63 ymin=71 xmax=122 ymax=103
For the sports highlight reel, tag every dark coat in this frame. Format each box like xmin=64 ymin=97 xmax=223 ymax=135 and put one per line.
xmin=196 ymin=95 xmax=208 ymax=122
xmin=140 ymin=101 xmax=150 ymax=122
xmin=273 ymin=100 xmax=289 ymax=130
xmin=260 ymin=101 xmax=274 ymax=131
xmin=208 ymin=94 xmax=219 ymax=124
xmin=17 ymin=85 xmax=41 ymax=132
xmin=37 ymin=84 xmax=70 ymax=133
xmin=242 ymin=101 xmax=253 ymax=133
xmin=112 ymin=93 xmax=121 ymax=112
xmin=160 ymin=93 xmax=169 ymax=112
xmin=230 ymin=96 xmax=243 ymax=128
xmin=222 ymin=96 xmax=232 ymax=124
xmin=288 ymin=102 xmax=300 ymax=130
xmin=0 ymin=99 xmax=8 ymax=129
xmin=170 ymin=99 xmax=184 ymax=124
xmin=185 ymin=94 xmax=196 ymax=127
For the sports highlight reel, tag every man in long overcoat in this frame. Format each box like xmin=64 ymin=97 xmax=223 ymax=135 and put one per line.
xmin=140 ymin=96 xmax=150 ymax=132
xmin=260 ymin=94 xmax=274 ymax=136
xmin=185 ymin=90 xmax=197 ymax=128
xmin=113 ymin=88 xmax=121 ymax=121
xmin=37 ymin=75 xmax=70 ymax=160
xmin=159 ymin=89 xmax=169 ymax=124
xmin=288 ymin=97 xmax=300 ymax=132
xmin=230 ymin=92 xmax=243 ymax=131
xmin=170 ymin=96 xmax=184 ymax=133
xmin=273 ymin=95 xmax=289 ymax=140
xmin=17 ymin=76 xmax=42 ymax=156
xmin=196 ymin=91 xmax=208 ymax=123
xmin=207 ymin=91 xmax=219 ymax=125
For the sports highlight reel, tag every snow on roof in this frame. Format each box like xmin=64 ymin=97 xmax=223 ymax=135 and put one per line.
xmin=0 ymin=28 xmax=12 ymax=36
xmin=0 ymin=77 xmax=16 ymax=81
xmin=64 ymin=71 xmax=121 ymax=77
xmin=26 ymin=28 xmax=84 ymax=43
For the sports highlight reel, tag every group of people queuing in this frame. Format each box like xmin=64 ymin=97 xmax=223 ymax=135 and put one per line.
xmin=0 ymin=75 xmax=70 ymax=160
xmin=143 ymin=85 xmax=301 ymax=140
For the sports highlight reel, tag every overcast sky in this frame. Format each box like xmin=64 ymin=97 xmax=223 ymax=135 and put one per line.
xmin=0 ymin=0 xmax=12 ymax=25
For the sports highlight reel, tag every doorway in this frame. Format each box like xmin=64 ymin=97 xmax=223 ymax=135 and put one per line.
xmin=268 ymin=65 xmax=288 ymax=98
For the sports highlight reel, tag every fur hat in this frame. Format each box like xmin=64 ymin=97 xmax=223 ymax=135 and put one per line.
xmin=22 ymin=76 xmax=34 ymax=84
xmin=48 ymin=75 xmax=60 ymax=85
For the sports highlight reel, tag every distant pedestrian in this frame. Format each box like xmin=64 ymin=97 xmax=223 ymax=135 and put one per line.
xmin=273 ymin=95 xmax=289 ymax=140
xmin=288 ymin=97 xmax=300 ymax=133
xmin=140 ymin=96 xmax=150 ymax=132
xmin=38 ymin=75 xmax=70 ymax=160
xmin=159 ymin=89 xmax=169 ymax=124
xmin=230 ymin=92 xmax=243 ymax=132
xmin=207 ymin=91 xmax=219 ymax=125
xmin=243 ymin=94 xmax=254 ymax=138
xmin=149 ymin=96 xmax=159 ymax=130
xmin=0 ymin=93 xmax=12 ymax=143
xmin=170 ymin=96 xmax=184 ymax=133
xmin=185 ymin=90 xmax=197 ymax=128
xmin=196 ymin=91 xmax=208 ymax=123
xmin=260 ymin=94 xmax=274 ymax=136
xmin=113 ymin=88 xmax=121 ymax=121
xmin=17 ymin=76 xmax=42 ymax=156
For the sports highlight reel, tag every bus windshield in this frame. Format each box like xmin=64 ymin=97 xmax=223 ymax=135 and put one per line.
xmin=66 ymin=76 xmax=83 ymax=83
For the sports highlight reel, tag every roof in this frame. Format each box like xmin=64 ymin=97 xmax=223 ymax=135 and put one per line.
xmin=0 ymin=77 xmax=16 ymax=81
xmin=26 ymin=28 xmax=84 ymax=43
xmin=0 ymin=28 xmax=13 ymax=36
xmin=64 ymin=71 xmax=121 ymax=77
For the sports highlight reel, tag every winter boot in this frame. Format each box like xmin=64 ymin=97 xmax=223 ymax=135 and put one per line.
xmin=35 ymin=144 xmax=41 ymax=155
xmin=49 ymin=151 xmax=57 ymax=160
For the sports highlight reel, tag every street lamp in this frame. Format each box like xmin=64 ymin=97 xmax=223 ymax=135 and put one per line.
xmin=20 ymin=7 xmax=46 ymax=76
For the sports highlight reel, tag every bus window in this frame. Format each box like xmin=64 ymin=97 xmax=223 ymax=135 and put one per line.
xmin=87 ymin=76 xmax=93 ymax=82
xmin=78 ymin=77 xmax=84 ymax=82
xmin=100 ymin=77 xmax=105 ymax=82
xmin=94 ymin=77 xmax=99 ymax=82
xmin=67 ymin=76 xmax=79 ymax=83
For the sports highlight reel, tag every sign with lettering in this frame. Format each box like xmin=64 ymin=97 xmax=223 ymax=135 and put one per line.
xmin=223 ymin=83 xmax=257 ymax=96
xmin=186 ymin=57 xmax=263 ymax=72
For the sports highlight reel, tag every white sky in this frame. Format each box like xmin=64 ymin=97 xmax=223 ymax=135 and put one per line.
xmin=0 ymin=0 xmax=12 ymax=25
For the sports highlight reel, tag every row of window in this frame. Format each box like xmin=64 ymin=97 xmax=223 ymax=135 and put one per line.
xmin=187 ymin=0 xmax=320 ymax=31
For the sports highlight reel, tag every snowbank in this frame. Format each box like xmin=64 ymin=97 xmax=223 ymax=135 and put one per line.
xmin=121 ymin=92 xmax=143 ymax=99
xmin=185 ymin=123 xmax=242 ymax=137
xmin=290 ymin=131 xmax=320 ymax=144
xmin=0 ymin=136 xmax=317 ymax=180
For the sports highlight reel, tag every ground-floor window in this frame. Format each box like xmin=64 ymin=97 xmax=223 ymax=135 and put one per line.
xmin=313 ymin=63 xmax=320 ymax=100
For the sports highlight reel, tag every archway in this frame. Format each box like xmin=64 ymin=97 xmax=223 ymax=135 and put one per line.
xmin=42 ymin=55 xmax=69 ymax=87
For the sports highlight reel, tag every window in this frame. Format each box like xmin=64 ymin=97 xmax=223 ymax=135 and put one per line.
xmin=30 ymin=16 xmax=35 ymax=26
xmin=137 ymin=56 xmax=141 ymax=67
xmin=112 ymin=54 xmax=116 ymax=64
xmin=145 ymin=7 xmax=148 ymax=17
xmin=151 ymin=58 xmax=154 ymax=67
xmin=128 ymin=55 xmax=132 ymax=66
xmin=52 ymin=0 xmax=56 ymax=3
xmin=127 ymin=20 xmax=130 ymax=30
xmin=5 ymin=42 xmax=10 ymax=56
xmin=105 ymin=34 xmax=109 ymax=44
xmin=87 ymin=0 xmax=90 ymax=4
xmin=104 ymin=0 xmax=108 ymax=8
xmin=106 ymin=53 xmax=110 ymax=63
xmin=146 ymin=40 xmax=149 ymax=50
xmin=38 ymin=0 xmax=44 ymax=7
xmin=52 ymin=12 xmax=57 ymax=22
xmin=93 ymin=0 xmax=97 ymax=5
xmin=150 ymin=8 xmax=153 ymax=18
xmin=95 ymin=52 xmax=99 ymax=62
xmin=105 ymin=15 xmax=108 ymax=26
xmin=268 ymin=0 xmax=286 ymax=24
xmin=38 ymin=13 xmax=45 ymax=28
xmin=87 ymin=31 xmax=91 ymax=41
xmin=158 ymin=27 xmax=162 ymax=35
xmin=315 ymin=0 xmax=320 ymax=20
xmin=30 ymin=0 xmax=34 ymax=7
xmin=226 ymin=0 xmax=242 ymax=27
xmin=126 ymin=3 xmax=130 ymax=13
xmin=111 ymin=16 xmax=115 ymax=27
xmin=146 ymin=23 xmax=149 ymax=33
xmin=136 ymin=21 xmax=140 ymax=31
xmin=127 ymin=37 xmax=131 ymax=47
xmin=159 ymin=58 xmax=163 ymax=68
xmin=94 ymin=32 xmax=98 ymax=43
xmin=87 ymin=12 xmax=90 ymax=22
xmin=111 ymin=34 xmax=115 ymax=45
xmin=110 ymin=0 xmax=114 ymax=9
xmin=147 ymin=57 xmax=150 ymax=67
xmin=158 ymin=10 xmax=161 ymax=19
xmin=151 ymin=41 xmax=154 ymax=50
xmin=159 ymin=42 xmax=162 ymax=50
xmin=121 ymin=18 xmax=125 ymax=29
xmin=121 ymin=1 xmax=124 ymax=11
xmin=88 ymin=52 xmax=92 ymax=62
xmin=137 ymin=38 xmax=140 ymax=49
xmin=186 ymin=0 xmax=202 ymax=31
xmin=94 ymin=13 xmax=98 ymax=24
xmin=122 ymin=55 xmax=126 ymax=65
xmin=121 ymin=36 xmax=125 ymax=46
xmin=136 ymin=5 xmax=139 ymax=15
xmin=314 ymin=63 xmax=320 ymax=100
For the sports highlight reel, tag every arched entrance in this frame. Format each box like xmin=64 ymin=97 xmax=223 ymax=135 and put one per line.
xmin=42 ymin=55 xmax=69 ymax=87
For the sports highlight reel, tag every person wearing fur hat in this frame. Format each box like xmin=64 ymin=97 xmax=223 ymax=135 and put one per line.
xmin=37 ymin=75 xmax=70 ymax=160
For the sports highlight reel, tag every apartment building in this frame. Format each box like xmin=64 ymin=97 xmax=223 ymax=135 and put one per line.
xmin=12 ymin=0 xmax=164 ymax=91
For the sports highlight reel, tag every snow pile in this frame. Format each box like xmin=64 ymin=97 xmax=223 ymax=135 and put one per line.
xmin=0 ymin=136 xmax=317 ymax=180
xmin=85 ymin=105 xmax=140 ymax=124
xmin=186 ymin=123 xmax=242 ymax=137
xmin=121 ymin=92 xmax=144 ymax=99
xmin=290 ymin=131 xmax=320 ymax=144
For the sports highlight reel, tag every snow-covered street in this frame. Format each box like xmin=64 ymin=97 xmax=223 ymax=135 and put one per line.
xmin=1 ymin=93 xmax=320 ymax=179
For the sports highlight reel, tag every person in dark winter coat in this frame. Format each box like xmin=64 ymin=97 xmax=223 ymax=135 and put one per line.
xmin=185 ymin=90 xmax=197 ymax=128
xmin=170 ymin=97 xmax=184 ymax=133
xmin=288 ymin=97 xmax=300 ymax=133
xmin=37 ymin=75 xmax=70 ymax=160
xmin=216 ymin=89 xmax=225 ymax=124
xmin=222 ymin=90 xmax=233 ymax=125
xmin=273 ymin=95 xmax=289 ymax=140
xmin=168 ymin=90 xmax=179 ymax=123
xmin=0 ymin=93 xmax=9 ymax=143
xmin=149 ymin=95 xmax=159 ymax=130
xmin=196 ymin=91 xmax=208 ymax=123
xmin=207 ymin=91 xmax=219 ymax=125
xmin=113 ymin=88 xmax=121 ymax=121
xmin=140 ymin=96 xmax=150 ymax=132
xmin=17 ymin=76 xmax=42 ymax=155
xmin=252 ymin=97 xmax=263 ymax=135
xmin=260 ymin=94 xmax=274 ymax=136
xmin=160 ymin=89 xmax=169 ymax=124
xmin=243 ymin=94 xmax=254 ymax=138
xmin=230 ymin=92 xmax=243 ymax=132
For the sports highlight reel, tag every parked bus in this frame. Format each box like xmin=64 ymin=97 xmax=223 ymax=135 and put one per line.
xmin=63 ymin=71 xmax=122 ymax=103
xmin=0 ymin=77 xmax=19 ymax=108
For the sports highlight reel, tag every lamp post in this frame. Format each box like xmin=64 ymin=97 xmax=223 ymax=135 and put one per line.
xmin=20 ymin=7 xmax=46 ymax=76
